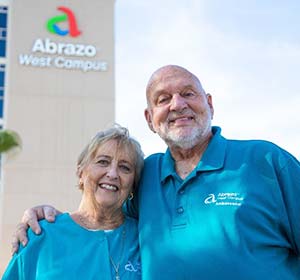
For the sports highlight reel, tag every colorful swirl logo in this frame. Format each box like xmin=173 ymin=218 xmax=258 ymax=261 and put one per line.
xmin=46 ymin=6 xmax=81 ymax=37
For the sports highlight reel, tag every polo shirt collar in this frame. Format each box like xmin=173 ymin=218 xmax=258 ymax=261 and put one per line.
xmin=160 ymin=126 xmax=226 ymax=182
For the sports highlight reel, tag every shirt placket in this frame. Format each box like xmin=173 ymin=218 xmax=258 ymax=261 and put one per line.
xmin=172 ymin=178 xmax=188 ymax=229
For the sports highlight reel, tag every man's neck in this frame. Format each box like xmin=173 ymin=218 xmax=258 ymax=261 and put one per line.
xmin=169 ymin=132 xmax=212 ymax=179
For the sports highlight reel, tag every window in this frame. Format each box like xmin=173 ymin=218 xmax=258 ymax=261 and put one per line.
xmin=0 ymin=6 xmax=8 ymax=57
xmin=0 ymin=64 xmax=5 ymax=120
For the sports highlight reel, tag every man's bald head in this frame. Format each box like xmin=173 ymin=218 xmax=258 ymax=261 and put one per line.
xmin=146 ymin=65 xmax=206 ymax=105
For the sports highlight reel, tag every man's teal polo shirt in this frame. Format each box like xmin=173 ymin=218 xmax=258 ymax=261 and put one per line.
xmin=136 ymin=126 xmax=300 ymax=279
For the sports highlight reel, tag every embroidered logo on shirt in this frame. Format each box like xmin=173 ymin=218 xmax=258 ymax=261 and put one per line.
xmin=124 ymin=261 xmax=141 ymax=274
xmin=204 ymin=192 xmax=244 ymax=206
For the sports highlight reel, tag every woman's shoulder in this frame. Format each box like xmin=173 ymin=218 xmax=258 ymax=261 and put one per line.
xmin=29 ymin=212 xmax=76 ymax=238
xmin=124 ymin=215 xmax=138 ymax=230
xmin=13 ymin=213 xmax=69 ymax=256
xmin=125 ymin=215 xmax=138 ymax=224
xmin=38 ymin=212 xmax=70 ymax=229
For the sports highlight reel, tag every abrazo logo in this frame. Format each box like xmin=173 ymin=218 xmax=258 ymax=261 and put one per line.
xmin=204 ymin=192 xmax=244 ymax=206
xmin=18 ymin=6 xmax=108 ymax=72
xmin=46 ymin=6 xmax=81 ymax=37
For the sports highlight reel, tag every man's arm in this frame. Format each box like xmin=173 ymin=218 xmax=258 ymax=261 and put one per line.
xmin=11 ymin=205 xmax=61 ymax=254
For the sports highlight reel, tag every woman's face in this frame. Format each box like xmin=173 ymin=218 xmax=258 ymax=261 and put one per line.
xmin=79 ymin=139 xmax=135 ymax=211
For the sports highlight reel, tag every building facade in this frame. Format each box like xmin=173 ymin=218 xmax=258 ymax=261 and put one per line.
xmin=0 ymin=0 xmax=115 ymax=275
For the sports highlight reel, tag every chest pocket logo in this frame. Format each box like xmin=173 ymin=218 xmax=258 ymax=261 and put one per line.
xmin=125 ymin=261 xmax=141 ymax=274
xmin=204 ymin=192 xmax=244 ymax=206
xmin=204 ymin=193 xmax=217 ymax=204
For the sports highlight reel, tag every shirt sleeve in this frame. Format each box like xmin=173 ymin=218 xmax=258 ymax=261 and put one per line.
xmin=2 ymin=228 xmax=41 ymax=280
xmin=2 ymin=253 xmax=24 ymax=280
xmin=278 ymin=153 xmax=300 ymax=255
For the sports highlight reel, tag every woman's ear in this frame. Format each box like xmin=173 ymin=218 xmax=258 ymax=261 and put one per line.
xmin=77 ymin=166 xmax=84 ymax=189
xmin=76 ymin=165 xmax=82 ymax=178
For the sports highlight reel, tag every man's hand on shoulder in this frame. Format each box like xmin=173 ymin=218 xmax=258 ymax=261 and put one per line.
xmin=11 ymin=205 xmax=61 ymax=254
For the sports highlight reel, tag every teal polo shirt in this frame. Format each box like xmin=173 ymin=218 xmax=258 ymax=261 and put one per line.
xmin=136 ymin=126 xmax=300 ymax=280
xmin=3 ymin=213 xmax=141 ymax=280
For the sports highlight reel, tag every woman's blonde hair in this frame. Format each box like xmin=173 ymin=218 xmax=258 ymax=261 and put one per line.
xmin=77 ymin=124 xmax=144 ymax=191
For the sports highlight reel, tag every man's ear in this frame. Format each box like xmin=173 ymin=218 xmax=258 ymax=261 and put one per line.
xmin=144 ymin=108 xmax=156 ymax=133
xmin=206 ymin=93 xmax=214 ymax=120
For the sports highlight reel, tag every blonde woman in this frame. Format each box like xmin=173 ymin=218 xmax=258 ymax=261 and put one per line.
xmin=3 ymin=125 xmax=143 ymax=280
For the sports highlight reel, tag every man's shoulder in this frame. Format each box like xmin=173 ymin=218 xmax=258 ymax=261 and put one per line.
xmin=145 ymin=152 xmax=165 ymax=161
xmin=227 ymin=138 xmax=299 ymax=166
xmin=144 ymin=152 xmax=165 ymax=166
xmin=229 ymin=138 xmax=272 ymax=146
xmin=228 ymin=138 xmax=289 ymax=154
xmin=139 ymin=152 xmax=165 ymax=185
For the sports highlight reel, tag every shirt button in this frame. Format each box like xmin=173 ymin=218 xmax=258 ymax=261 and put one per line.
xmin=179 ymin=189 xmax=185 ymax=195
xmin=177 ymin=207 xmax=184 ymax=214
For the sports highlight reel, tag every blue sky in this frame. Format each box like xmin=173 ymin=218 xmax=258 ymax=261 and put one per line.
xmin=114 ymin=1 xmax=300 ymax=159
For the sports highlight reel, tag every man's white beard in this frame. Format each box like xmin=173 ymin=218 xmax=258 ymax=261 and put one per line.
xmin=158 ymin=119 xmax=211 ymax=150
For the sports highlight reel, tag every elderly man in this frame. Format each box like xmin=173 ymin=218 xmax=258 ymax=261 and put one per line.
xmin=14 ymin=65 xmax=300 ymax=279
